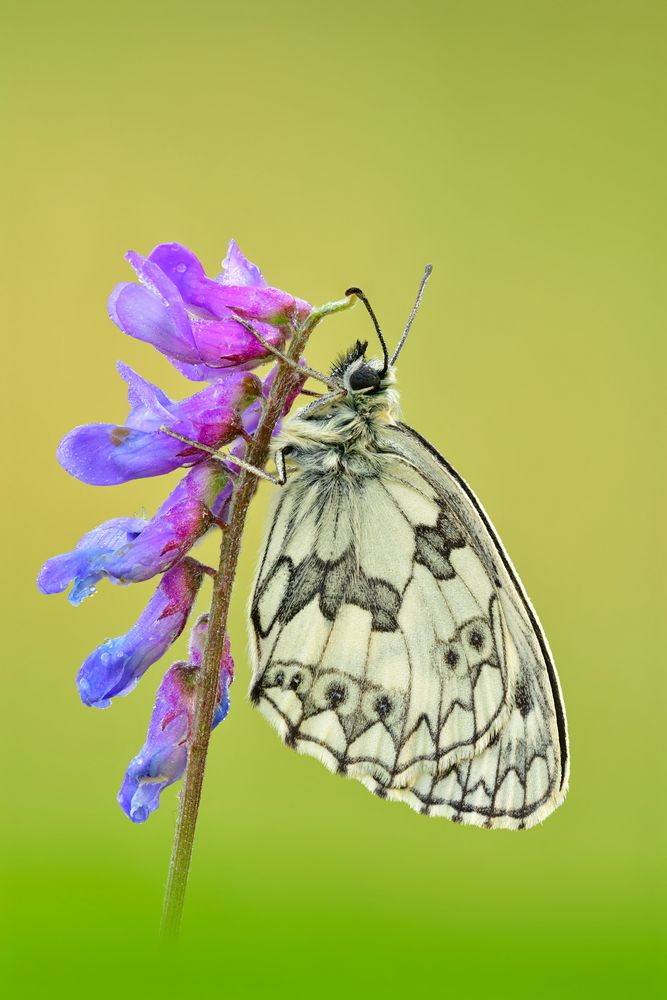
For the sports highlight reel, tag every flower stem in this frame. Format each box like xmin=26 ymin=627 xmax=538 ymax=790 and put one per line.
xmin=160 ymin=296 xmax=354 ymax=937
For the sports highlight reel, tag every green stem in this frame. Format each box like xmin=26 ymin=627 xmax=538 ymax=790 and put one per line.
xmin=160 ymin=296 xmax=354 ymax=938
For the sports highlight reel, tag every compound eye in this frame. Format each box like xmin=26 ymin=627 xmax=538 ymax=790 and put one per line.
xmin=348 ymin=364 xmax=381 ymax=391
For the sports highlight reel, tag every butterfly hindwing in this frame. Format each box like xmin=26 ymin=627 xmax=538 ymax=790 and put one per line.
xmin=372 ymin=654 xmax=563 ymax=829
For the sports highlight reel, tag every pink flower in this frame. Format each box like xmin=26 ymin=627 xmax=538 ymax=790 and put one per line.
xmin=108 ymin=240 xmax=311 ymax=378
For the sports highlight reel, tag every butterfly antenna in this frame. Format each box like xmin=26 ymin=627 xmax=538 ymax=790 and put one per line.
xmin=345 ymin=285 xmax=390 ymax=376
xmin=390 ymin=264 xmax=433 ymax=365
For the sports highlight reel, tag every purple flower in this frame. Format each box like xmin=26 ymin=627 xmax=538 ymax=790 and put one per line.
xmin=38 ymin=460 xmax=228 ymax=603
xmin=109 ymin=241 xmax=311 ymax=378
xmin=77 ymin=558 xmax=205 ymax=708
xmin=57 ymin=364 xmax=259 ymax=485
xmin=118 ymin=615 xmax=234 ymax=823
xmin=37 ymin=516 xmax=147 ymax=606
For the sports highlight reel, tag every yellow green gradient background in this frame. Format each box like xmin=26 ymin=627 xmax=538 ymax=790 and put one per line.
xmin=3 ymin=2 xmax=664 ymax=995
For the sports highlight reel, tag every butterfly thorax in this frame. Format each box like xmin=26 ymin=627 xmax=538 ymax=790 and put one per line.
xmin=275 ymin=382 xmax=400 ymax=476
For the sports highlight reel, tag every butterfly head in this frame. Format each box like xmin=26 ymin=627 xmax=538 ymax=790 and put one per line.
xmin=330 ymin=340 xmax=396 ymax=396
xmin=340 ymin=265 xmax=433 ymax=394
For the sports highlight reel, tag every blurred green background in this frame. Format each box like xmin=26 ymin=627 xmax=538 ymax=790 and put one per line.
xmin=2 ymin=1 xmax=664 ymax=995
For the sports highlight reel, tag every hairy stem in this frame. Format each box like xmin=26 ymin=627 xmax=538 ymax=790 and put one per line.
xmin=161 ymin=297 xmax=353 ymax=937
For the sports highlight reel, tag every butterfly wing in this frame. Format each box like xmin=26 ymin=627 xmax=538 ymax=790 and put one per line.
xmin=249 ymin=423 xmax=568 ymax=830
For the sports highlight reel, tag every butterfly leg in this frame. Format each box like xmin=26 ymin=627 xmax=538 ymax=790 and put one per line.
xmin=159 ymin=427 xmax=285 ymax=486
xmin=274 ymin=448 xmax=288 ymax=486
xmin=232 ymin=316 xmax=338 ymax=389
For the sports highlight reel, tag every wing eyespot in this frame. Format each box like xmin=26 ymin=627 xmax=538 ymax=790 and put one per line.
xmin=360 ymin=688 xmax=406 ymax=729
xmin=326 ymin=682 xmax=346 ymax=708
xmin=374 ymin=695 xmax=392 ymax=719
xmin=310 ymin=672 xmax=361 ymax=718
xmin=468 ymin=629 xmax=483 ymax=649
xmin=461 ymin=619 xmax=493 ymax=663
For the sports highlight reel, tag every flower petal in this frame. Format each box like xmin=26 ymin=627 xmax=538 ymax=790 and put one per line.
xmin=118 ymin=706 xmax=190 ymax=822
xmin=148 ymin=243 xmax=231 ymax=319
xmin=190 ymin=316 xmax=285 ymax=367
xmin=167 ymin=358 xmax=243 ymax=381
xmin=215 ymin=285 xmax=310 ymax=324
xmin=119 ymin=362 xmax=173 ymax=429
xmin=117 ymin=617 xmax=233 ymax=823
xmin=76 ymin=558 xmax=205 ymax=708
xmin=109 ymin=280 xmax=197 ymax=362
xmin=57 ymin=423 xmax=194 ymax=485
xmin=167 ymin=349 xmax=277 ymax=381
xmin=218 ymin=239 xmax=266 ymax=287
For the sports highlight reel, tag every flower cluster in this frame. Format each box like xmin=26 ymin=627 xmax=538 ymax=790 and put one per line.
xmin=39 ymin=240 xmax=310 ymax=821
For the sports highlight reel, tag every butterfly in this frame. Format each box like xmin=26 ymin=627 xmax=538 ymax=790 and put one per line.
xmin=248 ymin=267 xmax=569 ymax=829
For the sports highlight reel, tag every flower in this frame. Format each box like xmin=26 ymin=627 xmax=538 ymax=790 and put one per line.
xmin=118 ymin=615 xmax=234 ymax=823
xmin=77 ymin=558 xmax=206 ymax=708
xmin=38 ymin=460 xmax=228 ymax=604
xmin=109 ymin=240 xmax=311 ymax=379
xmin=57 ymin=363 xmax=260 ymax=486
xmin=37 ymin=516 xmax=148 ymax=606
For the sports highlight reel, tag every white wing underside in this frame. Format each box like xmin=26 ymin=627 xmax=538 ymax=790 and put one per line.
xmin=250 ymin=423 xmax=568 ymax=830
